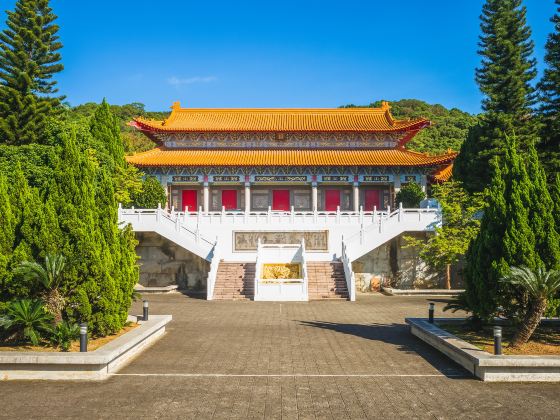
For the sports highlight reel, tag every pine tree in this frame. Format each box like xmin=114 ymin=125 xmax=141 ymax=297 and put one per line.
xmin=538 ymin=0 xmax=560 ymax=180
xmin=461 ymin=135 xmax=559 ymax=321
xmin=0 ymin=0 xmax=63 ymax=145
xmin=454 ymin=0 xmax=539 ymax=192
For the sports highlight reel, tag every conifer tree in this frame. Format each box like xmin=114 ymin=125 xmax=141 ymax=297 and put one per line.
xmin=538 ymin=0 xmax=560 ymax=179
xmin=454 ymin=0 xmax=539 ymax=192
xmin=0 ymin=0 xmax=63 ymax=145
xmin=89 ymin=99 xmax=125 ymax=168
xmin=461 ymin=136 xmax=559 ymax=321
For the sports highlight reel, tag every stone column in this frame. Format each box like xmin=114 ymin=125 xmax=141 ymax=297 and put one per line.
xmin=203 ymin=182 xmax=209 ymax=214
xmin=420 ymin=174 xmax=428 ymax=193
xmin=245 ymin=182 xmax=251 ymax=212
xmin=312 ymin=182 xmax=318 ymax=212
xmin=353 ymin=182 xmax=360 ymax=211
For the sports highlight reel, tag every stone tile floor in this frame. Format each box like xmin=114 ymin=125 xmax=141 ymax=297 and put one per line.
xmin=1 ymin=293 xmax=560 ymax=419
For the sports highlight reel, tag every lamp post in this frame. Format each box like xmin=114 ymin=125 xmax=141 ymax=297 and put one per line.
xmin=79 ymin=323 xmax=88 ymax=352
xmin=143 ymin=300 xmax=149 ymax=321
xmin=494 ymin=326 xmax=502 ymax=355
xmin=428 ymin=303 xmax=435 ymax=323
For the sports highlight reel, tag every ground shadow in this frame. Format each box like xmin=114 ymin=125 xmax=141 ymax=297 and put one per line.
xmin=298 ymin=320 xmax=472 ymax=379
xmin=177 ymin=289 xmax=207 ymax=299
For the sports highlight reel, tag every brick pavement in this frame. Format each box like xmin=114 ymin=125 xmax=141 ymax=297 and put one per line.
xmin=1 ymin=294 xmax=559 ymax=419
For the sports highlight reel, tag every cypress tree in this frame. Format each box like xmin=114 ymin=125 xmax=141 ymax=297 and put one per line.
xmin=0 ymin=0 xmax=63 ymax=145
xmin=462 ymin=135 xmax=560 ymax=320
xmin=89 ymin=99 xmax=125 ymax=169
xmin=538 ymin=0 xmax=560 ymax=179
xmin=0 ymin=174 xmax=15 ymax=299
xmin=454 ymin=0 xmax=539 ymax=192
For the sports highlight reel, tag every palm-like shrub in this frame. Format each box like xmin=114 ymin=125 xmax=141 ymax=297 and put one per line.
xmin=14 ymin=254 xmax=67 ymax=323
xmin=50 ymin=321 xmax=80 ymax=352
xmin=0 ymin=299 xmax=53 ymax=345
xmin=501 ymin=266 xmax=560 ymax=348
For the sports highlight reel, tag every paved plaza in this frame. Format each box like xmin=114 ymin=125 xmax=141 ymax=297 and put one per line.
xmin=1 ymin=294 xmax=560 ymax=419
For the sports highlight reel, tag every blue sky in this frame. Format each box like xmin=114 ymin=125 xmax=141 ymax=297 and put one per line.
xmin=1 ymin=0 xmax=558 ymax=113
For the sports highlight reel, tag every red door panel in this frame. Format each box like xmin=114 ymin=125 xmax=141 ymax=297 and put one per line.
xmin=272 ymin=190 xmax=290 ymax=211
xmin=364 ymin=190 xmax=380 ymax=211
xmin=221 ymin=190 xmax=238 ymax=210
xmin=182 ymin=190 xmax=198 ymax=212
xmin=325 ymin=190 xmax=341 ymax=211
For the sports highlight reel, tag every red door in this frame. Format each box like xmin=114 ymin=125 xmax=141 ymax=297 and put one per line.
xmin=364 ymin=190 xmax=380 ymax=211
xmin=325 ymin=190 xmax=341 ymax=211
xmin=272 ymin=190 xmax=290 ymax=211
xmin=221 ymin=190 xmax=237 ymax=210
xmin=182 ymin=190 xmax=198 ymax=212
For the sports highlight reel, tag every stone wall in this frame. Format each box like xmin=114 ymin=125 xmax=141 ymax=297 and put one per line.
xmin=353 ymin=232 xmax=462 ymax=291
xmin=135 ymin=232 xmax=210 ymax=290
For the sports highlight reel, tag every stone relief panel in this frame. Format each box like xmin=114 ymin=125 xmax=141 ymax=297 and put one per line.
xmin=234 ymin=231 xmax=329 ymax=251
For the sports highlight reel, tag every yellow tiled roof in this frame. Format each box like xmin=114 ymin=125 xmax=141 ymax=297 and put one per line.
xmin=133 ymin=101 xmax=429 ymax=133
xmin=126 ymin=148 xmax=457 ymax=167
xmin=432 ymin=163 xmax=454 ymax=182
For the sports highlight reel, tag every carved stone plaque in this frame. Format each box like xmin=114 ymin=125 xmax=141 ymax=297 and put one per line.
xmin=234 ymin=231 xmax=329 ymax=251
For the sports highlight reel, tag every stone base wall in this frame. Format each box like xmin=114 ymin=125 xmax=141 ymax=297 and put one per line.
xmin=353 ymin=232 xmax=463 ymax=291
xmin=135 ymin=232 xmax=210 ymax=290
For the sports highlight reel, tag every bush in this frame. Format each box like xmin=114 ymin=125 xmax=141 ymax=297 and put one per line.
xmin=50 ymin=321 xmax=80 ymax=351
xmin=395 ymin=182 xmax=425 ymax=207
xmin=0 ymin=299 xmax=53 ymax=345
xmin=132 ymin=175 xmax=167 ymax=208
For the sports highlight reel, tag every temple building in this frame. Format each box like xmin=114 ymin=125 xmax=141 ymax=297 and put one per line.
xmin=122 ymin=101 xmax=457 ymax=301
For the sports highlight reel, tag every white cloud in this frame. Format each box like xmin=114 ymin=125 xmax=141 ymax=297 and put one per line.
xmin=167 ymin=76 xmax=217 ymax=86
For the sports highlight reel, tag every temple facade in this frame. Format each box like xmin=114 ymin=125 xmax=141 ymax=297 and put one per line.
xmin=123 ymin=101 xmax=457 ymax=300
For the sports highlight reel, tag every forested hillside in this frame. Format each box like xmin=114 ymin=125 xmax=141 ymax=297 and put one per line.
xmin=342 ymin=99 xmax=477 ymax=154
xmin=66 ymin=103 xmax=168 ymax=153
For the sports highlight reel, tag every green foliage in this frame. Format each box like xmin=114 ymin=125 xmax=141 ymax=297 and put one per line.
xmin=89 ymin=99 xmax=125 ymax=169
xmin=132 ymin=175 xmax=167 ymax=208
xmin=341 ymin=99 xmax=476 ymax=155
xmin=460 ymin=136 xmax=560 ymax=321
xmin=14 ymin=254 xmax=66 ymax=290
xmin=0 ymin=0 xmax=64 ymax=145
xmin=115 ymin=164 xmax=143 ymax=206
xmin=538 ymin=0 xmax=560 ymax=180
xmin=454 ymin=0 xmax=539 ymax=192
xmin=502 ymin=266 xmax=560 ymax=300
xmin=0 ymin=299 xmax=52 ymax=345
xmin=406 ymin=181 xmax=484 ymax=270
xmin=545 ymin=298 xmax=560 ymax=318
xmin=395 ymin=182 xmax=425 ymax=207
xmin=50 ymin=321 xmax=79 ymax=351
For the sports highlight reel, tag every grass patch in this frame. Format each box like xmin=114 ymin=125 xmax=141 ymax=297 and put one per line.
xmin=439 ymin=323 xmax=560 ymax=355
xmin=0 ymin=322 xmax=138 ymax=352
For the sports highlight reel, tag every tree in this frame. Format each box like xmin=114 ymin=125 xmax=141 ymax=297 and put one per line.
xmin=501 ymin=266 xmax=560 ymax=347
xmin=0 ymin=299 xmax=52 ymax=345
xmin=132 ymin=175 xmax=167 ymax=208
xmin=404 ymin=181 xmax=485 ymax=289
xmin=459 ymin=135 xmax=559 ymax=321
xmin=89 ymin=99 xmax=125 ymax=168
xmin=13 ymin=254 xmax=67 ymax=323
xmin=538 ymin=0 xmax=560 ymax=180
xmin=395 ymin=182 xmax=425 ymax=207
xmin=454 ymin=0 xmax=539 ymax=192
xmin=0 ymin=0 xmax=64 ymax=145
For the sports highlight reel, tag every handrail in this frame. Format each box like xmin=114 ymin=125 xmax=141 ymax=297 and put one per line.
xmin=300 ymin=238 xmax=309 ymax=301
xmin=206 ymin=240 xmax=220 ymax=300
xmin=341 ymin=238 xmax=356 ymax=301
xmin=254 ymin=238 xmax=262 ymax=298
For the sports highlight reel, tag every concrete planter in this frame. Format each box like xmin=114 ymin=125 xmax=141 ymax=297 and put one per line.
xmin=406 ymin=317 xmax=560 ymax=382
xmin=0 ymin=315 xmax=171 ymax=381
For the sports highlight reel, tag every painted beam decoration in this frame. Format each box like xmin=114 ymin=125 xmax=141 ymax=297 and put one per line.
xmin=253 ymin=175 xmax=308 ymax=183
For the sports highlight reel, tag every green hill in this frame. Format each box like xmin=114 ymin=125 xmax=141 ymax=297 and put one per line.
xmin=341 ymin=99 xmax=477 ymax=155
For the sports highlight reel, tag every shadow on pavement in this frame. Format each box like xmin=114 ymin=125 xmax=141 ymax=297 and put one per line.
xmin=298 ymin=320 xmax=472 ymax=379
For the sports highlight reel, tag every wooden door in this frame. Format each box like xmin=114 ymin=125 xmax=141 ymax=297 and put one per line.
xmin=272 ymin=190 xmax=290 ymax=211
xmin=182 ymin=190 xmax=198 ymax=212
xmin=325 ymin=190 xmax=341 ymax=211
xmin=221 ymin=190 xmax=238 ymax=210
xmin=364 ymin=189 xmax=380 ymax=211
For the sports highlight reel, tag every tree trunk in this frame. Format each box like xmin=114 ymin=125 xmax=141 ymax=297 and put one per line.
xmin=42 ymin=289 xmax=64 ymax=324
xmin=445 ymin=264 xmax=451 ymax=290
xmin=509 ymin=297 xmax=547 ymax=348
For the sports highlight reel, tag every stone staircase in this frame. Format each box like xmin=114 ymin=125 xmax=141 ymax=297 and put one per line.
xmin=212 ymin=262 xmax=256 ymax=300
xmin=307 ymin=261 xmax=349 ymax=300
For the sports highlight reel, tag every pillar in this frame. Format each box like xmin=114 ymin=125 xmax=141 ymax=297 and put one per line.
xmin=312 ymin=182 xmax=318 ymax=212
xmin=245 ymin=182 xmax=251 ymax=212
xmin=203 ymin=183 xmax=209 ymax=214
xmin=420 ymin=174 xmax=428 ymax=193
xmin=393 ymin=174 xmax=401 ymax=208
xmin=353 ymin=182 xmax=359 ymax=212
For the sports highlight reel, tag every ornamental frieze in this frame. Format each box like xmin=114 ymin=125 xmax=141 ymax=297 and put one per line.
xmin=155 ymin=131 xmax=401 ymax=149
